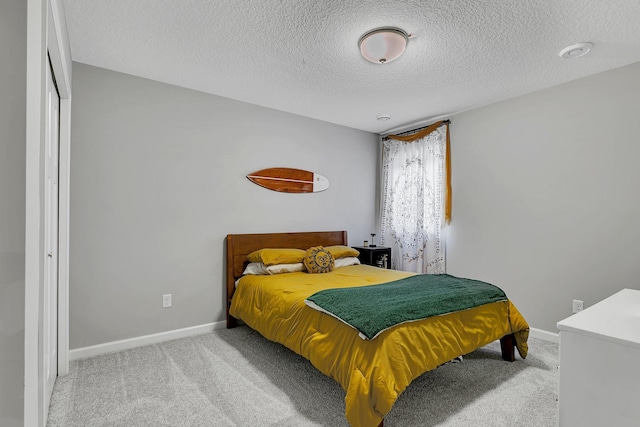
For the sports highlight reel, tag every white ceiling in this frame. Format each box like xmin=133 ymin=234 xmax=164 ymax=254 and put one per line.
xmin=62 ymin=0 xmax=640 ymax=134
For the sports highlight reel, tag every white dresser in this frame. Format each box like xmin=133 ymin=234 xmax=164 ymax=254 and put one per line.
xmin=557 ymin=288 xmax=640 ymax=427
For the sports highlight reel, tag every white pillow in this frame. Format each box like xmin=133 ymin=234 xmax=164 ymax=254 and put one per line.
xmin=334 ymin=257 xmax=361 ymax=268
xmin=266 ymin=263 xmax=306 ymax=274
xmin=242 ymin=262 xmax=305 ymax=275
xmin=242 ymin=262 xmax=269 ymax=275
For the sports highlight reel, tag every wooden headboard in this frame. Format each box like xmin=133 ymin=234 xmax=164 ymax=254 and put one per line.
xmin=225 ymin=230 xmax=348 ymax=328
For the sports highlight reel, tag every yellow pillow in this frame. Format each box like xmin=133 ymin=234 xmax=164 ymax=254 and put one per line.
xmin=304 ymin=246 xmax=335 ymax=274
xmin=325 ymin=245 xmax=360 ymax=259
xmin=247 ymin=248 xmax=305 ymax=266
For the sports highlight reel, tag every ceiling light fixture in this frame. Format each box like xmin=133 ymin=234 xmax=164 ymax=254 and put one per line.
xmin=376 ymin=115 xmax=391 ymax=121
xmin=559 ymin=42 xmax=593 ymax=59
xmin=359 ymin=27 xmax=409 ymax=64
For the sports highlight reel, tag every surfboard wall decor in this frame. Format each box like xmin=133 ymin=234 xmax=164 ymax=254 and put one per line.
xmin=247 ymin=168 xmax=330 ymax=193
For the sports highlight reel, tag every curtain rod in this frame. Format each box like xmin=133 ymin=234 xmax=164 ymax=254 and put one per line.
xmin=381 ymin=119 xmax=450 ymax=141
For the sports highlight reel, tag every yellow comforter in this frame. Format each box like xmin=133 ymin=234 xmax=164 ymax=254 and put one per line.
xmin=229 ymin=265 xmax=529 ymax=427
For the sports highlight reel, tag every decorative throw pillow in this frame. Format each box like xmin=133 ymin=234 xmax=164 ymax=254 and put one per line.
xmin=304 ymin=246 xmax=335 ymax=274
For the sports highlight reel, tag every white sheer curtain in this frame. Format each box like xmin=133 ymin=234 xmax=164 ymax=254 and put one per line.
xmin=380 ymin=126 xmax=447 ymax=273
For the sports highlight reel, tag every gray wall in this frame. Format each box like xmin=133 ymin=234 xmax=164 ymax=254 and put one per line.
xmin=70 ymin=63 xmax=379 ymax=349
xmin=0 ymin=1 xmax=26 ymax=425
xmin=448 ymin=62 xmax=640 ymax=333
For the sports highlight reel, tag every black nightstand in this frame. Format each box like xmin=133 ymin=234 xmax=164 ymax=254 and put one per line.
xmin=351 ymin=246 xmax=391 ymax=269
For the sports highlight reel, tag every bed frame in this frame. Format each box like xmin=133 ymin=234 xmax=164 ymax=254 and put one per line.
xmin=226 ymin=230 xmax=517 ymax=359
xmin=225 ymin=231 xmax=516 ymax=425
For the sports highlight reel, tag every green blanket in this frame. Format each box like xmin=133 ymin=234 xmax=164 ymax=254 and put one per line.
xmin=305 ymin=274 xmax=507 ymax=339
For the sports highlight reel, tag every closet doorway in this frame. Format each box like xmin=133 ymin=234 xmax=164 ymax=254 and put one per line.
xmin=43 ymin=54 xmax=60 ymax=419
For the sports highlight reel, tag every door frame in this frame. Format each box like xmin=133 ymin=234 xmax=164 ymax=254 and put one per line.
xmin=25 ymin=0 xmax=71 ymax=425
xmin=46 ymin=0 xmax=71 ymax=380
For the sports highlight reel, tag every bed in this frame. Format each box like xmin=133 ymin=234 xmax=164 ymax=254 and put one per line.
xmin=226 ymin=231 xmax=529 ymax=427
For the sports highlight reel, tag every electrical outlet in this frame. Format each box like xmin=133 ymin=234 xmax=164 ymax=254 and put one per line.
xmin=572 ymin=299 xmax=583 ymax=313
xmin=163 ymin=294 xmax=172 ymax=308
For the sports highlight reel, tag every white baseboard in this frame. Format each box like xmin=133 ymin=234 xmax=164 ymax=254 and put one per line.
xmin=69 ymin=321 xmax=226 ymax=361
xmin=529 ymin=327 xmax=559 ymax=344
xmin=69 ymin=322 xmax=558 ymax=361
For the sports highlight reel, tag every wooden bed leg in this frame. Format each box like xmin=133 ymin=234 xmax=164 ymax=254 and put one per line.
xmin=500 ymin=333 xmax=516 ymax=362
xmin=227 ymin=302 xmax=238 ymax=329
xmin=227 ymin=316 xmax=237 ymax=329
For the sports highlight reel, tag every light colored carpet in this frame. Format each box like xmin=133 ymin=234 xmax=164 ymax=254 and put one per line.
xmin=48 ymin=326 xmax=558 ymax=426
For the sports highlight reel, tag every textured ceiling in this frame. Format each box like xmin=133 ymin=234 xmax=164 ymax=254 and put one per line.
xmin=62 ymin=0 xmax=640 ymax=134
